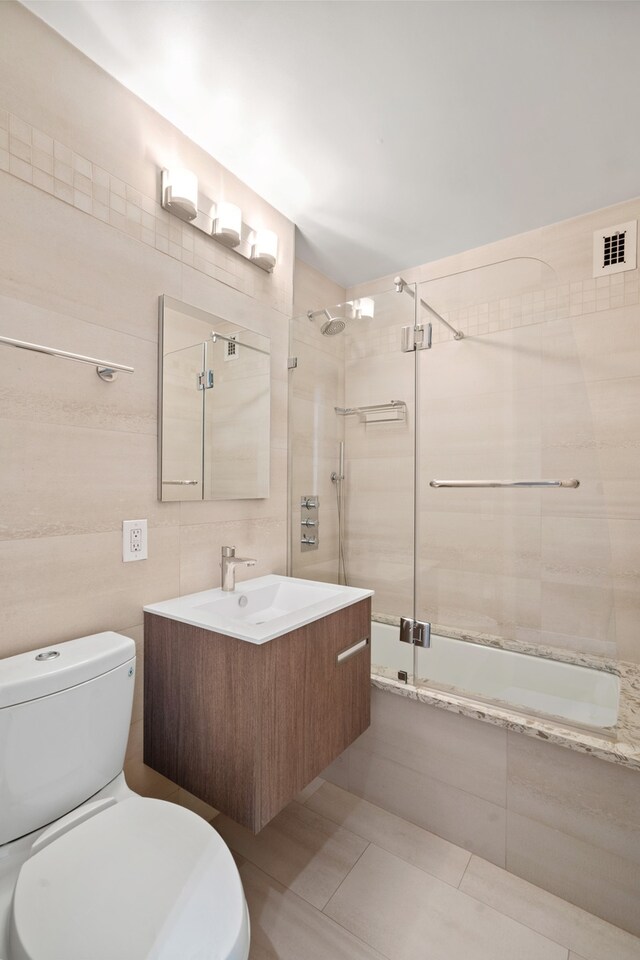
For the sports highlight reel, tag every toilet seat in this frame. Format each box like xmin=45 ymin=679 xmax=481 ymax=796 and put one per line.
xmin=10 ymin=796 xmax=249 ymax=960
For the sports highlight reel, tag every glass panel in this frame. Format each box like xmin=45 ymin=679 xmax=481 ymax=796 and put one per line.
xmin=414 ymin=260 xmax=617 ymax=729
xmin=159 ymin=296 xmax=270 ymax=500
xmin=203 ymin=328 xmax=271 ymax=499
xmin=161 ymin=340 xmax=205 ymax=501
xmin=289 ymin=288 xmax=416 ymax=683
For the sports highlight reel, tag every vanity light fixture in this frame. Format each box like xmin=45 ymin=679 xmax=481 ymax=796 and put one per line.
xmin=160 ymin=167 xmax=278 ymax=273
xmin=161 ymin=168 xmax=198 ymax=222
xmin=353 ymin=297 xmax=375 ymax=320
xmin=250 ymin=229 xmax=278 ymax=271
xmin=211 ymin=201 xmax=242 ymax=248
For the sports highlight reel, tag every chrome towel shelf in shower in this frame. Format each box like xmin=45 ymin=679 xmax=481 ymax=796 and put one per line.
xmin=0 ymin=335 xmax=134 ymax=381
xmin=335 ymin=400 xmax=407 ymax=423
xmin=429 ymin=479 xmax=580 ymax=488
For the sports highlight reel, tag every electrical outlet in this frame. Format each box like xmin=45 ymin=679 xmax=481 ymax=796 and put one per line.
xmin=123 ymin=519 xmax=148 ymax=562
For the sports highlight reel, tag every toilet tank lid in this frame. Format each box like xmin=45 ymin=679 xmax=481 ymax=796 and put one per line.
xmin=0 ymin=632 xmax=135 ymax=709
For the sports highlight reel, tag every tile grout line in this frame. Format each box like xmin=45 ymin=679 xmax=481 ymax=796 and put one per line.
xmin=457 ymin=882 xmax=573 ymax=959
xmin=242 ymin=859 xmax=391 ymax=960
xmin=320 ymin=839 xmax=372 ymax=914
xmin=304 ymin=788 xmax=474 ymax=892
xmin=455 ymin=850 xmax=474 ymax=890
xmin=322 ymin=836 xmax=572 ymax=960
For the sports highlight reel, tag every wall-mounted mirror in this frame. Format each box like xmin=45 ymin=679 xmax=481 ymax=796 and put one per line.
xmin=159 ymin=295 xmax=270 ymax=501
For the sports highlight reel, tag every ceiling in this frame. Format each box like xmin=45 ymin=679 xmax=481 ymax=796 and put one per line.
xmin=21 ymin=0 xmax=640 ymax=287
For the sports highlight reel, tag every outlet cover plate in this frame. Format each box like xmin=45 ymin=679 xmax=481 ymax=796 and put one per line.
xmin=123 ymin=519 xmax=148 ymax=562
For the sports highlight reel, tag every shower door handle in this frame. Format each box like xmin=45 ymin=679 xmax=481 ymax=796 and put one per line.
xmin=399 ymin=617 xmax=431 ymax=648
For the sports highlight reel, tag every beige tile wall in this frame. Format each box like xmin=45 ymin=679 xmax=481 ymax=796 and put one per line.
xmin=0 ymin=2 xmax=293 ymax=810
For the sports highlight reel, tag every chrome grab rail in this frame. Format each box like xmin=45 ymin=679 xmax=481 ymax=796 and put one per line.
xmin=162 ymin=480 xmax=199 ymax=485
xmin=430 ymin=479 xmax=580 ymax=489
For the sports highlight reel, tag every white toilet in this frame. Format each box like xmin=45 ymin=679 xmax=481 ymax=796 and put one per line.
xmin=0 ymin=631 xmax=250 ymax=960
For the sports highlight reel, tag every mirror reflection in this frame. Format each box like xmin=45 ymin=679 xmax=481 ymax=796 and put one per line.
xmin=159 ymin=296 xmax=270 ymax=501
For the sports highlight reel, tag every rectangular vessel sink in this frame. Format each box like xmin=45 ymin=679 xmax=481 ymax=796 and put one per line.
xmin=144 ymin=575 xmax=374 ymax=644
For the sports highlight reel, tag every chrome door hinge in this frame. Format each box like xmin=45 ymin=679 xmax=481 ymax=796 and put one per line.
xmin=197 ymin=369 xmax=214 ymax=390
xmin=288 ymin=357 xmax=298 ymax=369
xmin=399 ymin=617 xmax=432 ymax=648
xmin=401 ymin=323 xmax=432 ymax=352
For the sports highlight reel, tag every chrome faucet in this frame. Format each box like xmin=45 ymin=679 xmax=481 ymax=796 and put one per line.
xmin=220 ymin=545 xmax=257 ymax=592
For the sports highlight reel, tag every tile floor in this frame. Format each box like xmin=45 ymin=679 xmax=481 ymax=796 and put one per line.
xmin=213 ymin=778 xmax=640 ymax=960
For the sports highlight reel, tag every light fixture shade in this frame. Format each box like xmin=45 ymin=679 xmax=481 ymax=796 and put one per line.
xmin=162 ymin=168 xmax=198 ymax=222
xmin=250 ymin=229 xmax=278 ymax=271
xmin=212 ymin=201 xmax=242 ymax=248
xmin=354 ymin=297 xmax=375 ymax=320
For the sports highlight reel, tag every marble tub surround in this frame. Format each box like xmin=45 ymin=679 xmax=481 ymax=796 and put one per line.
xmin=322 ymin=687 xmax=640 ymax=935
xmin=371 ymin=615 xmax=640 ymax=770
xmin=218 ymin=779 xmax=640 ymax=960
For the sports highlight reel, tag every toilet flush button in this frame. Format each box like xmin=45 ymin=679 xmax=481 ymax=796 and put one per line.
xmin=35 ymin=651 xmax=60 ymax=661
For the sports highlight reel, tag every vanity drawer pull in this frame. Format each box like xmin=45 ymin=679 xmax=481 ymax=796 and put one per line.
xmin=336 ymin=637 xmax=369 ymax=664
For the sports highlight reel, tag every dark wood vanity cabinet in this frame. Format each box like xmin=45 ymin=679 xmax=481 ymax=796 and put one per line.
xmin=143 ymin=598 xmax=371 ymax=832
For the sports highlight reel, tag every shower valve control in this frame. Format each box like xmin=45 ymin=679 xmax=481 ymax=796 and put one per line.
xmin=300 ymin=495 xmax=319 ymax=551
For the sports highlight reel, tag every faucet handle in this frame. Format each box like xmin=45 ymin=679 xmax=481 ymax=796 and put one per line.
xmin=221 ymin=545 xmax=236 ymax=558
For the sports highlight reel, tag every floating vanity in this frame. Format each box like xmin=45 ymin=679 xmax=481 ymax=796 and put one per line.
xmin=143 ymin=575 xmax=372 ymax=831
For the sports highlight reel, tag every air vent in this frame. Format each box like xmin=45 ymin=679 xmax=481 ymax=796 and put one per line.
xmin=593 ymin=220 xmax=637 ymax=277
xmin=224 ymin=336 xmax=239 ymax=362
xmin=603 ymin=231 xmax=625 ymax=267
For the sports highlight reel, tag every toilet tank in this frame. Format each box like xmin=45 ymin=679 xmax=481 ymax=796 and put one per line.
xmin=0 ymin=632 xmax=136 ymax=846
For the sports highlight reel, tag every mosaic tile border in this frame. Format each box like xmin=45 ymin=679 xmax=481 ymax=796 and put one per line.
xmin=0 ymin=108 xmax=291 ymax=316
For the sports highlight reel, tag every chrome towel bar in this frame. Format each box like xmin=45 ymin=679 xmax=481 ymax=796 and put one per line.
xmin=429 ymin=479 xmax=580 ymax=489
xmin=0 ymin=335 xmax=134 ymax=381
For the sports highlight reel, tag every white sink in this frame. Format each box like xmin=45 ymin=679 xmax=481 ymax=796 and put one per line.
xmin=144 ymin=575 xmax=374 ymax=644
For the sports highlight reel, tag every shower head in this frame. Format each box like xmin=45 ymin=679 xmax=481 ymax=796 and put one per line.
xmin=307 ymin=308 xmax=347 ymax=337
xmin=321 ymin=315 xmax=346 ymax=336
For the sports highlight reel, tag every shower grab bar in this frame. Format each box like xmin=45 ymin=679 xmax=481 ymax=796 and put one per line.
xmin=162 ymin=480 xmax=199 ymax=485
xmin=0 ymin=334 xmax=134 ymax=380
xmin=429 ymin=479 xmax=580 ymax=489
xmin=335 ymin=400 xmax=407 ymax=423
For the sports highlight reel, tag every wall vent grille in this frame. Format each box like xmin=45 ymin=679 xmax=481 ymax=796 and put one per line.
xmin=603 ymin=231 xmax=626 ymax=267
xmin=593 ymin=220 xmax=637 ymax=277
xmin=224 ymin=336 xmax=238 ymax=361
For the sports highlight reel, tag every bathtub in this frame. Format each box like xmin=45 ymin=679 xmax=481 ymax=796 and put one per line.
xmin=371 ymin=620 xmax=620 ymax=732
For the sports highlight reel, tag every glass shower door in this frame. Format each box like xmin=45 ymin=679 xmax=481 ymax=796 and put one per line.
xmin=411 ymin=258 xmax=615 ymax=719
xmin=413 ymin=267 xmax=548 ymax=696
